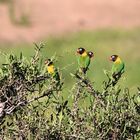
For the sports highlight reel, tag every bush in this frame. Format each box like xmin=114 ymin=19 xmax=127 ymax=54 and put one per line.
xmin=0 ymin=43 xmax=140 ymax=139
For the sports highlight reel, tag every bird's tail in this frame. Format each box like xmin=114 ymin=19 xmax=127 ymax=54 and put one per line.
xmin=82 ymin=68 xmax=88 ymax=74
xmin=112 ymin=71 xmax=123 ymax=86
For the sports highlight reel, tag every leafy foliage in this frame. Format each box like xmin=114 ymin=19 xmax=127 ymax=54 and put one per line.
xmin=0 ymin=43 xmax=140 ymax=139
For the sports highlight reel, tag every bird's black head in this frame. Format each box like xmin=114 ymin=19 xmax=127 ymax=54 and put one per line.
xmin=110 ymin=55 xmax=118 ymax=62
xmin=45 ymin=59 xmax=53 ymax=66
xmin=77 ymin=47 xmax=85 ymax=55
xmin=88 ymin=51 xmax=94 ymax=58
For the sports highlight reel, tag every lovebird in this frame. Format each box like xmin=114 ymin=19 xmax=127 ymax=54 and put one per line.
xmin=44 ymin=59 xmax=60 ymax=83
xmin=110 ymin=55 xmax=125 ymax=80
xmin=86 ymin=51 xmax=94 ymax=70
xmin=77 ymin=48 xmax=94 ymax=74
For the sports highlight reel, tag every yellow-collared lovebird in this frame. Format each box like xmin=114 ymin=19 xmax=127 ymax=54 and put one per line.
xmin=76 ymin=48 xmax=93 ymax=74
xmin=44 ymin=59 xmax=60 ymax=83
xmin=110 ymin=55 xmax=125 ymax=80
xmin=86 ymin=51 xmax=94 ymax=70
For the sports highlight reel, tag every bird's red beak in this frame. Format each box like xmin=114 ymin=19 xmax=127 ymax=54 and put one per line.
xmin=109 ymin=57 xmax=112 ymax=61
xmin=77 ymin=50 xmax=80 ymax=54
xmin=45 ymin=60 xmax=48 ymax=64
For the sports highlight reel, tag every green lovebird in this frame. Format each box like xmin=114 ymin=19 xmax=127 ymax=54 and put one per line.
xmin=44 ymin=59 xmax=60 ymax=83
xmin=86 ymin=51 xmax=94 ymax=70
xmin=77 ymin=48 xmax=94 ymax=74
xmin=110 ymin=55 xmax=125 ymax=80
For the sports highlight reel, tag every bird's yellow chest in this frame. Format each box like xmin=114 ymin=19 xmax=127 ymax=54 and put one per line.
xmin=82 ymin=52 xmax=87 ymax=57
xmin=114 ymin=57 xmax=121 ymax=64
xmin=47 ymin=65 xmax=54 ymax=74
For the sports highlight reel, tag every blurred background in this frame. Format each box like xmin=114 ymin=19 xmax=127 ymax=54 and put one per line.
xmin=0 ymin=0 xmax=140 ymax=91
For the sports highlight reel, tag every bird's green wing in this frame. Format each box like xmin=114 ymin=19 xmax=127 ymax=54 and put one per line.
xmin=77 ymin=56 xmax=85 ymax=68
xmin=85 ymin=56 xmax=90 ymax=70
xmin=118 ymin=62 xmax=124 ymax=73
xmin=77 ymin=55 xmax=91 ymax=74
xmin=82 ymin=56 xmax=90 ymax=73
xmin=112 ymin=62 xmax=125 ymax=75
xmin=53 ymin=68 xmax=60 ymax=82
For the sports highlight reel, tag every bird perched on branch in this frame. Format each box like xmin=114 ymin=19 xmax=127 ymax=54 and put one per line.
xmin=44 ymin=59 xmax=60 ymax=84
xmin=86 ymin=51 xmax=94 ymax=70
xmin=110 ymin=55 xmax=125 ymax=81
xmin=76 ymin=48 xmax=94 ymax=74
xmin=76 ymin=47 xmax=88 ymax=74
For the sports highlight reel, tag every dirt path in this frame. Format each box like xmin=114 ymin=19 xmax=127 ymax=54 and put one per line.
xmin=0 ymin=0 xmax=140 ymax=42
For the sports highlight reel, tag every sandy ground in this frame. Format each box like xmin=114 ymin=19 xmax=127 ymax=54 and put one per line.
xmin=0 ymin=0 xmax=140 ymax=42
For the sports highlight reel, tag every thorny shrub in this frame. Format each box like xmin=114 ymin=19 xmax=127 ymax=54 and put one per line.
xmin=0 ymin=43 xmax=140 ymax=140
